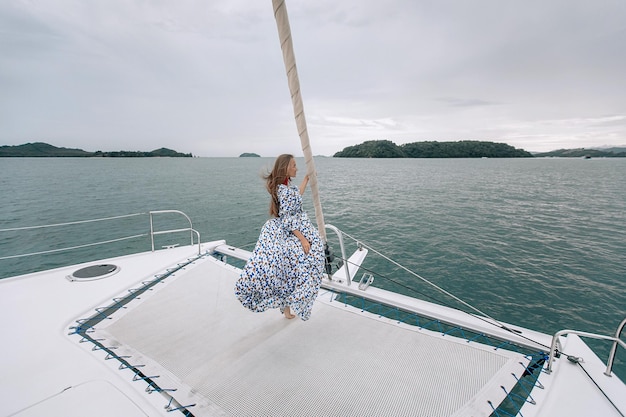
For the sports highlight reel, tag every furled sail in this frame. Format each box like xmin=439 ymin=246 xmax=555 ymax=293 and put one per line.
xmin=272 ymin=0 xmax=327 ymax=242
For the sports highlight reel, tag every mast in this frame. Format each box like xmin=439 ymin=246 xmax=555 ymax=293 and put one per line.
xmin=272 ymin=0 xmax=327 ymax=242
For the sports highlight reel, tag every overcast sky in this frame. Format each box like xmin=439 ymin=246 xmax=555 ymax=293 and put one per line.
xmin=2 ymin=0 xmax=625 ymax=157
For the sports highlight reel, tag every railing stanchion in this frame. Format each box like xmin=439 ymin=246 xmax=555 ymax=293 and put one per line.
xmin=148 ymin=210 xmax=201 ymax=255
xmin=325 ymin=224 xmax=351 ymax=286
xmin=546 ymin=322 xmax=626 ymax=376
xmin=149 ymin=212 xmax=156 ymax=252
xmin=605 ymin=317 xmax=626 ymax=377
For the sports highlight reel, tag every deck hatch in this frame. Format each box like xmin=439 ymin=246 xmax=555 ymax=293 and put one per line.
xmin=67 ymin=264 xmax=120 ymax=281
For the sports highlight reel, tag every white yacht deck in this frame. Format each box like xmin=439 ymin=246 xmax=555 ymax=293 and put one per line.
xmin=97 ymin=255 xmax=529 ymax=417
xmin=3 ymin=242 xmax=624 ymax=416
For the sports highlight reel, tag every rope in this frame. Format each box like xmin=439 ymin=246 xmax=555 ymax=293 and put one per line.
xmin=272 ymin=0 xmax=326 ymax=242
xmin=577 ymin=362 xmax=625 ymax=417
xmin=0 ymin=213 xmax=147 ymax=232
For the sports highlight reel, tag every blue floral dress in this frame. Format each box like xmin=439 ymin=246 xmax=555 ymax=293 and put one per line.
xmin=235 ymin=184 xmax=325 ymax=321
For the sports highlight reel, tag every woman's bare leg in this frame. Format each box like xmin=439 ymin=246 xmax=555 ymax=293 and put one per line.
xmin=283 ymin=306 xmax=295 ymax=319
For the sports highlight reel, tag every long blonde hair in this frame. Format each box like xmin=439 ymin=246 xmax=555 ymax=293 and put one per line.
xmin=264 ymin=154 xmax=293 ymax=217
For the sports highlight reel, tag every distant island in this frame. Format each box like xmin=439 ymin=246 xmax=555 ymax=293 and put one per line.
xmin=333 ymin=140 xmax=626 ymax=158
xmin=239 ymin=153 xmax=261 ymax=157
xmin=533 ymin=148 xmax=626 ymax=158
xmin=0 ymin=142 xmax=192 ymax=157
xmin=333 ymin=140 xmax=533 ymax=158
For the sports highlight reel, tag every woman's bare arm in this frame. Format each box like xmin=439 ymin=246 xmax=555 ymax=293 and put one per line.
xmin=299 ymin=174 xmax=309 ymax=196
xmin=292 ymin=229 xmax=310 ymax=254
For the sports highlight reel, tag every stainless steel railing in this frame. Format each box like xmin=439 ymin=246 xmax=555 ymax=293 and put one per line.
xmin=149 ymin=210 xmax=201 ymax=255
xmin=547 ymin=317 xmax=626 ymax=376
xmin=0 ymin=210 xmax=201 ymax=261
xmin=324 ymin=224 xmax=352 ymax=285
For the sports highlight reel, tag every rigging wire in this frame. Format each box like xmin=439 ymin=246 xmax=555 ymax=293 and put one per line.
xmin=331 ymin=230 xmax=553 ymax=351
xmin=576 ymin=362 xmax=625 ymax=417
xmin=0 ymin=234 xmax=148 ymax=261
xmin=0 ymin=212 xmax=147 ymax=232
xmin=340 ymin=230 xmax=497 ymax=322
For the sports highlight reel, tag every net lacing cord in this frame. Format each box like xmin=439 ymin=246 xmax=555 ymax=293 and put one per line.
xmin=272 ymin=0 xmax=326 ymax=243
xmin=336 ymin=229 xmax=553 ymax=352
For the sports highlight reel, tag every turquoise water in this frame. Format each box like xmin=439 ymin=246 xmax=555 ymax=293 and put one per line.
xmin=1 ymin=157 xmax=625 ymax=377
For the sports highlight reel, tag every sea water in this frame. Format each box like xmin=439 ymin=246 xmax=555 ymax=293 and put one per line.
xmin=1 ymin=157 xmax=624 ymax=377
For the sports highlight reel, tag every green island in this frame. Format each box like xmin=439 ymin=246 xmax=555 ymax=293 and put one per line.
xmin=334 ymin=140 xmax=532 ymax=158
xmin=239 ymin=153 xmax=261 ymax=157
xmin=333 ymin=140 xmax=626 ymax=158
xmin=0 ymin=142 xmax=192 ymax=157
xmin=533 ymin=148 xmax=626 ymax=158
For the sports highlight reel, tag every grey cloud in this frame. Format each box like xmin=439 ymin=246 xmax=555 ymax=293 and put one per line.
xmin=1 ymin=0 xmax=625 ymax=156
xmin=436 ymin=97 xmax=500 ymax=108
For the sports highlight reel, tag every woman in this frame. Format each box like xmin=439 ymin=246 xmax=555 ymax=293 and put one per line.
xmin=235 ymin=154 xmax=325 ymax=320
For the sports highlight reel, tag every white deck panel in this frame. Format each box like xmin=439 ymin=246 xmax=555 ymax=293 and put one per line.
xmin=98 ymin=256 xmax=529 ymax=417
xmin=521 ymin=334 xmax=626 ymax=417
xmin=11 ymin=380 xmax=148 ymax=417
xmin=0 ymin=243 xmax=222 ymax=416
